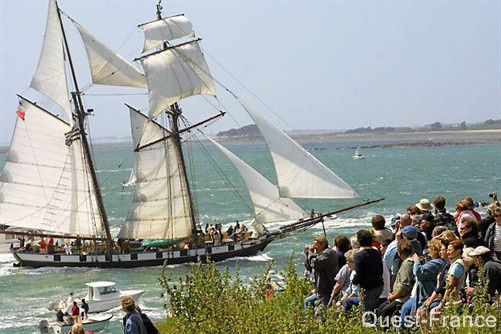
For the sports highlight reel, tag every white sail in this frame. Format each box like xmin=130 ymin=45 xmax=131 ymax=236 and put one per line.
xmin=74 ymin=21 xmax=147 ymax=88
xmin=207 ymin=137 xmax=306 ymax=224
xmin=140 ymin=15 xmax=194 ymax=52
xmin=119 ymin=106 xmax=193 ymax=240
xmin=30 ymin=0 xmax=72 ymax=121
xmin=0 ymin=99 xmax=104 ymax=237
xmin=122 ymin=170 xmax=136 ymax=187
xmin=141 ymin=40 xmax=216 ymax=118
xmin=238 ymin=99 xmax=359 ymax=199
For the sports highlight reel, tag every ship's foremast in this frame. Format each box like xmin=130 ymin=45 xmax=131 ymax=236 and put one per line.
xmin=55 ymin=1 xmax=113 ymax=253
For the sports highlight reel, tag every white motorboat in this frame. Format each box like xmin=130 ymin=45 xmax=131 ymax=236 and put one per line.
xmin=54 ymin=281 xmax=144 ymax=314
xmin=353 ymin=147 xmax=365 ymax=160
xmin=39 ymin=314 xmax=112 ymax=334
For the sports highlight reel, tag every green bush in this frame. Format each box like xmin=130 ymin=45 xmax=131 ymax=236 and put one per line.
xmin=157 ymin=255 xmax=500 ymax=333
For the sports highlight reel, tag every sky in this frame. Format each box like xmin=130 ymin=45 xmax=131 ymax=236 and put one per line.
xmin=0 ymin=0 xmax=500 ymax=143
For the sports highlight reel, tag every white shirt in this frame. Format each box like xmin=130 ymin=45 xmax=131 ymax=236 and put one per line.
xmin=494 ymin=224 xmax=501 ymax=252
xmin=380 ymin=261 xmax=391 ymax=299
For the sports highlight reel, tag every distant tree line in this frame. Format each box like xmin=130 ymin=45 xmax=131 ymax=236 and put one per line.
xmin=215 ymin=119 xmax=501 ymax=138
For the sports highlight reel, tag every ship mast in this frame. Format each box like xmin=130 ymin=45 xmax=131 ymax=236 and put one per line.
xmin=157 ymin=0 xmax=199 ymax=240
xmin=55 ymin=1 xmax=113 ymax=252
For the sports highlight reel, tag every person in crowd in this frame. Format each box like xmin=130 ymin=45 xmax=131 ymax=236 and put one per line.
xmin=464 ymin=197 xmax=482 ymax=222
xmin=483 ymin=206 xmax=501 ymax=260
xmin=303 ymin=244 xmax=318 ymax=309
xmin=428 ymin=240 xmax=466 ymax=321
xmin=63 ymin=312 xmax=73 ymax=325
xmin=383 ymin=215 xmax=411 ymax=283
xmin=390 ymin=215 xmax=400 ymax=233
xmin=371 ymin=215 xmax=393 ymax=246
xmin=433 ymin=196 xmax=455 ymax=230
xmin=338 ymin=250 xmax=361 ymax=311
xmin=454 ymin=199 xmax=479 ymax=225
xmin=121 ymin=296 xmax=147 ymax=334
xmin=66 ymin=292 xmax=75 ymax=306
xmin=56 ymin=309 xmax=64 ymax=322
xmin=81 ymin=299 xmax=89 ymax=319
xmin=431 ymin=225 xmax=447 ymax=239
xmin=350 ymin=236 xmax=360 ymax=250
xmin=377 ymin=239 xmax=415 ymax=323
xmin=311 ymin=235 xmax=338 ymax=306
xmin=38 ymin=238 xmax=47 ymax=253
xmin=330 ymin=249 xmax=357 ymax=304
xmin=416 ymin=198 xmax=433 ymax=216
xmin=436 ymin=230 xmax=458 ymax=244
xmin=420 ymin=212 xmax=435 ymax=241
xmin=402 ymin=226 xmax=423 ymax=256
xmin=64 ymin=242 xmax=73 ymax=255
xmin=470 ymin=246 xmax=501 ymax=301
xmin=69 ymin=323 xmax=85 ymax=334
xmin=378 ymin=239 xmax=392 ymax=307
xmin=333 ymin=235 xmax=351 ymax=268
xmin=479 ymin=203 xmax=498 ymax=238
xmin=400 ymin=238 xmax=446 ymax=328
xmin=352 ymin=229 xmax=384 ymax=311
xmin=226 ymin=224 xmax=234 ymax=236
xmin=136 ymin=305 xmax=159 ymax=334
xmin=407 ymin=205 xmax=422 ymax=217
xmin=413 ymin=241 xmax=452 ymax=321
xmin=458 ymin=216 xmax=484 ymax=248
xmin=461 ymin=247 xmax=479 ymax=303
xmin=71 ymin=301 xmax=80 ymax=323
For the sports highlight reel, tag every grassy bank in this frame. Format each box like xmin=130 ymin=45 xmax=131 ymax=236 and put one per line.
xmin=156 ymin=257 xmax=500 ymax=334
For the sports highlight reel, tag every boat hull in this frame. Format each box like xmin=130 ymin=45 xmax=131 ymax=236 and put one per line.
xmin=87 ymin=290 xmax=144 ymax=313
xmin=12 ymin=236 xmax=274 ymax=268
xmin=43 ymin=314 xmax=112 ymax=334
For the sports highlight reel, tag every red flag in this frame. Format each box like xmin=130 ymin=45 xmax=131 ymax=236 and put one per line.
xmin=16 ymin=109 xmax=25 ymax=121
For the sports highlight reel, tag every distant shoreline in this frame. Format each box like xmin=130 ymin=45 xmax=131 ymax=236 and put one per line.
xmin=0 ymin=129 xmax=499 ymax=153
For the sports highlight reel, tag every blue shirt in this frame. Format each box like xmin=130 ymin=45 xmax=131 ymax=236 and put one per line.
xmin=124 ymin=311 xmax=147 ymax=334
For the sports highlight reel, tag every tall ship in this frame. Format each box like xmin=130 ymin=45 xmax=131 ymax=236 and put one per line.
xmin=0 ymin=0 xmax=382 ymax=268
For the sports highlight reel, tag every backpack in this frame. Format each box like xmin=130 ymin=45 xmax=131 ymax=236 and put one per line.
xmin=140 ymin=312 xmax=159 ymax=334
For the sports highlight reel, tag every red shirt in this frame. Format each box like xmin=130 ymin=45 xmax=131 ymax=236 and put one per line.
xmin=71 ymin=305 xmax=80 ymax=316
xmin=38 ymin=240 xmax=47 ymax=249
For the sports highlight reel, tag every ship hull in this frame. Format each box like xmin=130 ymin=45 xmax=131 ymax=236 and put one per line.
xmin=11 ymin=236 xmax=274 ymax=268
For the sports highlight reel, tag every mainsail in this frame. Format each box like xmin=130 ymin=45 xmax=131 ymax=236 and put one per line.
xmin=238 ymin=99 xmax=359 ymax=199
xmin=207 ymin=137 xmax=306 ymax=224
xmin=140 ymin=40 xmax=217 ymax=118
xmin=140 ymin=14 xmax=194 ymax=52
xmin=73 ymin=21 xmax=148 ymax=88
xmin=30 ymin=0 xmax=72 ymax=122
xmin=0 ymin=98 xmax=104 ymax=236
xmin=119 ymin=106 xmax=194 ymax=240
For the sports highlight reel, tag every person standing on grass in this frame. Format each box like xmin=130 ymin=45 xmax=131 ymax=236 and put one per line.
xmin=311 ymin=235 xmax=339 ymax=306
xmin=352 ymin=229 xmax=384 ymax=312
xmin=121 ymin=296 xmax=147 ymax=334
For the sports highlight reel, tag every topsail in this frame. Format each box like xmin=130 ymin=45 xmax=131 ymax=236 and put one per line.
xmin=140 ymin=14 xmax=194 ymax=52
xmin=141 ymin=40 xmax=216 ymax=118
xmin=30 ymin=0 xmax=72 ymax=122
xmin=74 ymin=21 xmax=147 ymax=88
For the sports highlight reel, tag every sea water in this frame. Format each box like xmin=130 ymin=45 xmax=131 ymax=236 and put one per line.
xmin=0 ymin=134 xmax=500 ymax=333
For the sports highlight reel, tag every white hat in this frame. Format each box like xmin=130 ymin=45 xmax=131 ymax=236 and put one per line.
xmin=469 ymin=246 xmax=491 ymax=257
xmin=416 ymin=198 xmax=432 ymax=211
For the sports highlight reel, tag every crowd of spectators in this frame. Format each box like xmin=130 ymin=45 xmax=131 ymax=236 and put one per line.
xmin=303 ymin=195 xmax=501 ymax=329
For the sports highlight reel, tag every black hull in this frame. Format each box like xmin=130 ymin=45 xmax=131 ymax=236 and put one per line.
xmin=12 ymin=236 xmax=274 ymax=269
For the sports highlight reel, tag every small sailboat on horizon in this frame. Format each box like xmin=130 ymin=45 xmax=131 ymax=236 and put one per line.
xmin=353 ymin=147 xmax=365 ymax=160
